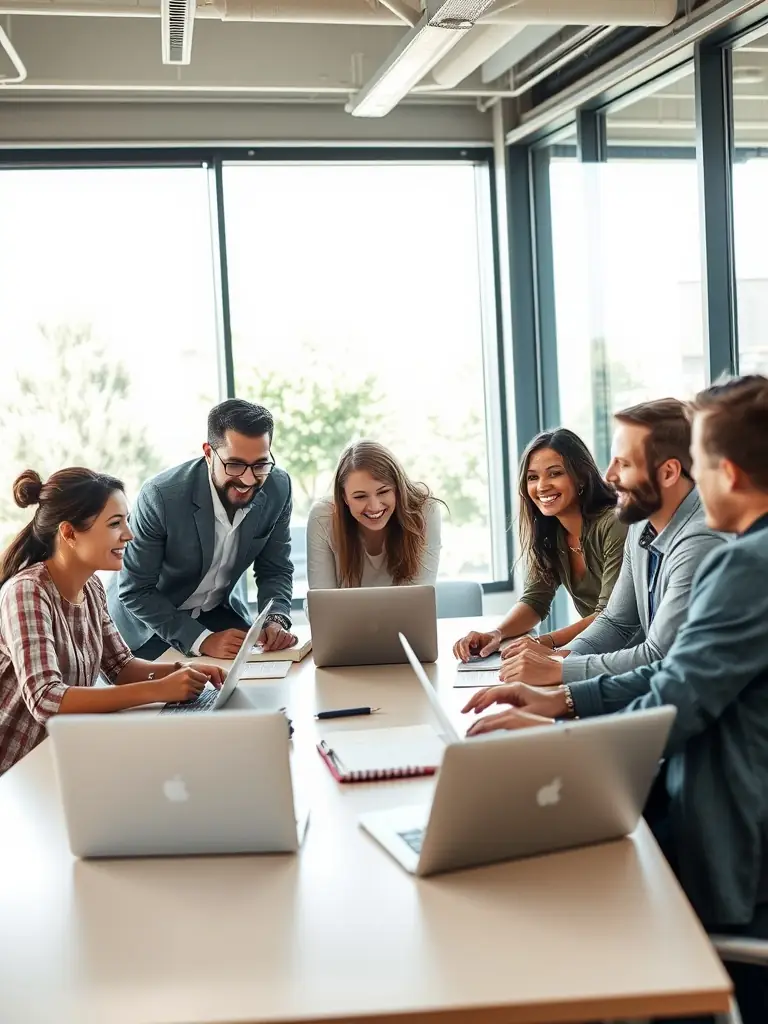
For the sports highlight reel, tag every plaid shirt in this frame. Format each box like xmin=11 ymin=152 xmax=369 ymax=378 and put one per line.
xmin=0 ymin=563 xmax=133 ymax=776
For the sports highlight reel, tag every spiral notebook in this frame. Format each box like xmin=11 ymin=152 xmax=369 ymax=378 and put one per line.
xmin=317 ymin=725 xmax=446 ymax=784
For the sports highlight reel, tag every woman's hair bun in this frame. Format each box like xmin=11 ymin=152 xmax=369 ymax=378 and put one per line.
xmin=13 ymin=470 xmax=44 ymax=509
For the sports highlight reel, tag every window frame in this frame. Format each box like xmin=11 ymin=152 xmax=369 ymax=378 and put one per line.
xmin=0 ymin=145 xmax=515 ymax=606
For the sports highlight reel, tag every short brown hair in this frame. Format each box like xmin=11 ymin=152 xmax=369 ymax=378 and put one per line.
xmin=614 ymin=397 xmax=693 ymax=476
xmin=693 ymin=375 xmax=768 ymax=491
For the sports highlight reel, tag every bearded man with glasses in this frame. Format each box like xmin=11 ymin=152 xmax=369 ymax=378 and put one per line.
xmin=108 ymin=399 xmax=297 ymax=660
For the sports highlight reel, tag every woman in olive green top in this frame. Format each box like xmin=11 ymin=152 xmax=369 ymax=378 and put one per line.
xmin=454 ymin=428 xmax=627 ymax=661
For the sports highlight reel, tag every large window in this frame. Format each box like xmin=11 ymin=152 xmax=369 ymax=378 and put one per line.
xmin=732 ymin=37 xmax=768 ymax=372
xmin=549 ymin=74 xmax=705 ymax=467
xmin=0 ymin=166 xmax=221 ymax=548
xmin=223 ymin=162 xmax=498 ymax=594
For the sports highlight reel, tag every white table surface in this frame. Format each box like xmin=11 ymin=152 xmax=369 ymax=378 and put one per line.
xmin=0 ymin=617 xmax=731 ymax=1024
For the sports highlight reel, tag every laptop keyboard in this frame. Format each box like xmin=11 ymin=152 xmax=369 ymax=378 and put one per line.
xmin=161 ymin=688 xmax=218 ymax=714
xmin=398 ymin=828 xmax=425 ymax=854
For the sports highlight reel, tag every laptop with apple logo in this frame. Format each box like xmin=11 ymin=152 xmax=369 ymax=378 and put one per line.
xmin=358 ymin=634 xmax=675 ymax=877
xmin=47 ymin=709 xmax=308 ymax=858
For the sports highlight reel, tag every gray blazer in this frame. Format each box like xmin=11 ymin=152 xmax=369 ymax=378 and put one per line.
xmin=107 ymin=458 xmax=293 ymax=655
xmin=562 ymin=489 xmax=724 ymax=682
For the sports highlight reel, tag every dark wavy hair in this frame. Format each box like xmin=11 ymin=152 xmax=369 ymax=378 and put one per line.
xmin=0 ymin=467 xmax=125 ymax=588
xmin=518 ymin=429 xmax=617 ymax=586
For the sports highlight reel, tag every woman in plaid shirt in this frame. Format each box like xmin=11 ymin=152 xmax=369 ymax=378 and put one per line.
xmin=0 ymin=467 xmax=226 ymax=776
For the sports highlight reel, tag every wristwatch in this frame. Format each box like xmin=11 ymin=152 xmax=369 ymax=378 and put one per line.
xmin=265 ymin=612 xmax=292 ymax=632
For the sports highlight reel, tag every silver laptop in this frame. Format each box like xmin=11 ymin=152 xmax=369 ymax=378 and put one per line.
xmin=161 ymin=598 xmax=273 ymax=713
xmin=307 ymin=586 xmax=438 ymax=668
xmin=358 ymin=634 xmax=675 ymax=877
xmin=47 ymin=710 xmax=308 ymax=858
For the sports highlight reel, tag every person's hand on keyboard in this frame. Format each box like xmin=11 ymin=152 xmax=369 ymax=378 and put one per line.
xmin=153 ymin=665 xmax=221 ymax=704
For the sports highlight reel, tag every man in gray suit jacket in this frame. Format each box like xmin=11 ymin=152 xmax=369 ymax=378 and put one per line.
xmin=108 ymin=399 xmax=296 ymax=660
xmin=498 ymin=398 xmax=724 ymax=687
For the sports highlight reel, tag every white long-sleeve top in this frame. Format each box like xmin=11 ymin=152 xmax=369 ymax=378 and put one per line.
xmin=306 ymin=497 xmax=442 ymax=590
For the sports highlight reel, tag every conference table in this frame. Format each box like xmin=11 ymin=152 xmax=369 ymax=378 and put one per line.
xmin=0 ymin=617 xmax=731 ymax=1024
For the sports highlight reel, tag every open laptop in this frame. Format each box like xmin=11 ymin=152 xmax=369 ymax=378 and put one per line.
xmin=307 ymin=585 xmax=438 ymax=668
xmin=47 ymin=710 xmax=308 ymax=858
xmin=161 ymin=598 xmax=273 ymax=713
xmin=358 ymin=634 xmax=675 ymax=877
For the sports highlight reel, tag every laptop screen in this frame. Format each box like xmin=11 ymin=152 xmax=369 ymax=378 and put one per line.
xmin=399 ymin=633 xmax=461 ymax=744
xmin=211 ymin=597 xmax=274 ymax=709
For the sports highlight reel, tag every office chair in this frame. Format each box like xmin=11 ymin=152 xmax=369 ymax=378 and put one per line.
xmin=709 ymin=934 xmax=768 ymax=1024
xmin=435 ymin=580 xmax=483 ymax=618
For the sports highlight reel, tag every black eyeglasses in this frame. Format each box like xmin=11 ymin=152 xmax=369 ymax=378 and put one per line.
xmin=211 ymin=447 xmax=275 ymax=479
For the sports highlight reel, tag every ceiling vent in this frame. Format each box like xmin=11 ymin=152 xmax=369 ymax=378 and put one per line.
xmin=429 ymin=0 xmax=505 ymax=30
xmin=162 ymin=0 xmax=195 ymax=65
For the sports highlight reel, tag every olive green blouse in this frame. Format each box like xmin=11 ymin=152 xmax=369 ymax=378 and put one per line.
xmin=519 ymin=506 xmax=628 ymax=621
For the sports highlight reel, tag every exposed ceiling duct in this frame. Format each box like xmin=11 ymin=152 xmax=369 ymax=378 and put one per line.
xmin=345 ymin=0 xmax=505 ymax=117
xmin=429 ymin=23 xmax=525 ymax=88
xmin=479 ymin=0 xmax=678 ymax=26
xmin=481 ymin=23 xmax=564 ymax=81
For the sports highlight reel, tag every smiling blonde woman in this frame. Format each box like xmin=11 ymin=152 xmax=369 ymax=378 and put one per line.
xmin=306 ymin=440 xmax=443 ymax=589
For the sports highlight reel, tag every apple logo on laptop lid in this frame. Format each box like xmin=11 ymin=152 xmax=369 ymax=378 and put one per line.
xmin=536 ymin=777 xmax=562 ymax=808
xmin=163 ymin=775 xmax=190 ymax=803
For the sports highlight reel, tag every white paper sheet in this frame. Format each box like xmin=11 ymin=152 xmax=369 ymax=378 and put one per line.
xmin=239 ymin=661 xmax=292 ymax=680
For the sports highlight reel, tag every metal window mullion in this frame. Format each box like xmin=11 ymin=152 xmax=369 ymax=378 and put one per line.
xmin=207 ymin=157 xmax=236 ymax=400
xmin=530 ymin=146 xmax=560 ymax=429
xmin=695 ymin=43 xmax=739 ymax=381
xmin=479 ymin=158 xmax=514 ymax=583
xmin=506 ymin=144 xmax=544 ymax=451
xmin=576 ymin=108 xmax=608 ymax=164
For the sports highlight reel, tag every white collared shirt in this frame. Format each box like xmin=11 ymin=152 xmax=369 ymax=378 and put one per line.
xmin=180 ymin=472 xmax=252 ymax=653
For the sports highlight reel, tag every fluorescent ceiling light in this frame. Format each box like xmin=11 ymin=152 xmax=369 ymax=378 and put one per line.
xmin=346 ymin=0 xmax=499 ymax=118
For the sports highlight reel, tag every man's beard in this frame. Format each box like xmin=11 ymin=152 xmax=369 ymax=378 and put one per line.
xmin=615 ymin=477 xmax=663 ymax=525
xmin=216 ymin=478 xmax=262 ymax=514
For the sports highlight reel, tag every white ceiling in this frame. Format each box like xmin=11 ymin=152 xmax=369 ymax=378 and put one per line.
xmin=0 ymin=0 xmax=682 ymax=105
xmin=0 ymin=0 xmax=697 ymax=146
xmin=0 ymin=1 xmax=531 ymax=101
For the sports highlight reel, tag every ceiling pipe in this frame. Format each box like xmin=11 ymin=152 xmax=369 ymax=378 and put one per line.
xmin=0 ymin=81 xmax=523 ymax=96
xmin=0 ymin=21 xmax=26 ymax=83
xmin=0 ymin=0 xmax=409 ymax=21
xmin=509 ymin=24 xmax=613 ymax=94
xmin=481 ymin=0 xmax=678 ymax=25
xmin=377 ymin=0 xmax=419 ymax=26
xmin=429 ymin=23 xmax=524 ymax=87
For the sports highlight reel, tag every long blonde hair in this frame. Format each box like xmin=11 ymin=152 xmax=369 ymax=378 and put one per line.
xmin=331 ymin=441 xmax=440 ymax=587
